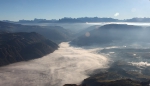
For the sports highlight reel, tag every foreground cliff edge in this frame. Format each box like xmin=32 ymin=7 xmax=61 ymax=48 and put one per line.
xmin=0 ymin=32 xmax=58 ymax=66
xmin=64 ymin=79 xmax=150 ymax=86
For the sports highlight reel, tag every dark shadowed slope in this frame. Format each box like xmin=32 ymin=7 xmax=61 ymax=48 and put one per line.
xmin=70 ymin=24 xmax=150 ymax=46
xmin=0 ymin=32 xmax=58 ymax=66
xmin=0 ymin=21 xmax=71 ymax=43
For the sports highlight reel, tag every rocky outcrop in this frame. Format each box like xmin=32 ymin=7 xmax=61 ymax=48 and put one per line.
xmin=0 ymin=32 xmax=58 ymax=66
xmin=64 ymin=79 xmax=150 ymax=86
xmin=81 ymin=79 xmax=150 ymax=86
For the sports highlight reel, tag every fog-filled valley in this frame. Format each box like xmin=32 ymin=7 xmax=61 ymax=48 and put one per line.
xmin=1 ymin=21 xmax=150 ymax=86
xmin=0 ymin=42 xmax=109 ymax=86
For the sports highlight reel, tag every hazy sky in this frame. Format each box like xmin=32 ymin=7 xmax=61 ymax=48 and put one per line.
xmin=0 ymin=0 xmax=150 ymax=21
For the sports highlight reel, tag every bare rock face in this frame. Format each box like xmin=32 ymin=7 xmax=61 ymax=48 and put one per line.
xmin=0 ymin=32 xmax=58 ymax=66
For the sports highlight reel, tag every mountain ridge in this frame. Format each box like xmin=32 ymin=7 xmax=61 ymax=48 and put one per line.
xmin=70 ymin=24 xmax=150 ymax=46
xmin=0 ymin=21 xmax=71 ymax=43
xmin=3 ymin=17 xmax=150 ymax=23
xmin=0 ymin=32 xmax=58 ymax=66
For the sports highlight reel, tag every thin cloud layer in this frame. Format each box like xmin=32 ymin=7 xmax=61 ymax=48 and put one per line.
xmin=114 ymin=12 xmax=119 ymax=17
xmin=0 ymin=42 xmax=109 ymax=86
xmin=131 ymin=8 xmax=137 ymax=12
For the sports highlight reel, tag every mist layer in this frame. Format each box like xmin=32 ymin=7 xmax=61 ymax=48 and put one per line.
xmin=0 ymin=42 xmax=109 ymax=86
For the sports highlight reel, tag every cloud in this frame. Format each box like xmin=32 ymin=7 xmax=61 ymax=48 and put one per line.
xmin=114 ymin=12 xmax=119 ymax=17
xmin=131 ymin=8 xmax=136 ymax=12
xmin=129 ymin=62 xmax=150 ymax=67
xmin=0 ymin=42 xmax=109 ymax=86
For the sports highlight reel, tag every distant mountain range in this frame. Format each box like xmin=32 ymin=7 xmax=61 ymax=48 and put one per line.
xmin=70 ymin=24 xmax=150 ymax=46
xmin=2 ymin=17 xmax=150 ymax=23
xmin=0 ymin=21 xmax=71 ymax=43
xmin=0 ymin=21 xmax=72 ymax=66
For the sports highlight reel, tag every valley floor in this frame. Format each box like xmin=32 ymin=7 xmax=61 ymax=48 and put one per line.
xmin=0 ymin=42 xmax=108 ymax=86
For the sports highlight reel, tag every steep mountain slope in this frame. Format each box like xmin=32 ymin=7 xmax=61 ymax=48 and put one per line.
xmin=0 ymin=32 xmax=58 ymax=66
xmin=70 ymin=24 xmax=150 ymax=46
xmin=74 ymin=25 xmax=101 ymax=38
xmin=0 ymin=21 xmax=71 ymax=43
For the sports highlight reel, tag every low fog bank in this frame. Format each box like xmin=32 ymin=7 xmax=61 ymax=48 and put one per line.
xmin=1 ymin=23 xmax=150 ymax=86
xmin=0 ymin=42 xmax=109 ymax=86
xmin=1 ymin=42 xmax=150 ymax=86
xmin=85 ymin=42 xmax=150 ymax=83
xmin=18 ymin=22 xmax=150 ymax=33
xmin=86 ymin=22 xmax=150 ymax=26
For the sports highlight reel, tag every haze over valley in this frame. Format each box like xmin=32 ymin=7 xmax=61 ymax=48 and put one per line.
xmin=0 ymin=21 xmax=150 ymax=86
xmin=1 ymin=0 xmax=150 ymax=86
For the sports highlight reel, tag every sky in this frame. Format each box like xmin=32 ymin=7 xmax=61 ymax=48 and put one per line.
xmin=0 ymin=0 xmax=150 ymax=21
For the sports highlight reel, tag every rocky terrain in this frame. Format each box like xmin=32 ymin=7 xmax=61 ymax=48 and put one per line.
xmin=0 ymin=32 xmax=58 ymax=66
xmin=64 ymin=61 xmax=150 ymax=86
xmin=64 ymin=46 xmax=150 ymax=86
xmin=64 ymin=79 xmax=150 ymax=86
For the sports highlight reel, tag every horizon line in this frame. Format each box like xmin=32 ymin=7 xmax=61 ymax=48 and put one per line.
xmin=1 ymin=17 xmax=150 ymax=22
